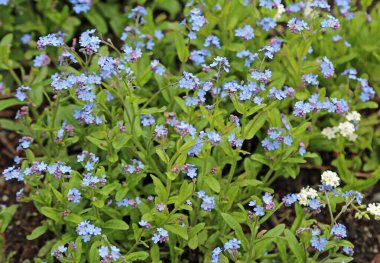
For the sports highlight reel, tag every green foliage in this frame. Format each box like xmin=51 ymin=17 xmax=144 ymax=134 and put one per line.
xmin=0 ymin=0 xmax=379 ymax=262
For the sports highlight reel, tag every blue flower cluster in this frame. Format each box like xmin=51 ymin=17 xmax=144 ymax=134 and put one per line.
xmin=69 ymin=0 xmax=91 ymax=14
xmin=152 ymin=228 xmax=169 ymax=244
xmin=331 ymin=223 xmax=347 ymax=239
xmin=17 ymin=136 xmax=33 ymax=150
xmin=140 ymin=115 xmax=156 ymax=126
xmin=236 ymin=50 xmax=258 ymax=67
xmin=55 ymin=122 xmax=74 ymax=142
xmin=228 ymin=133 xmax=244 ymax=148
xmin=3 ymin=160 xmax=72 ymax=182
xmin=190 ymin=49 xmax=211 ymax=65
xmin=98 ymin=56 xmax=133 ymax=79
xmin=293 ymin=94 xmax=349 ymax=118
xmin=122 ymin=159 xmax=145 ymax=174
xmin=79 ymin=29 xmax=101 ymax=54
xmin=342 ymin=68 xmax=375 ymax=102
xmin=319 ymin=57 xmax=335 ymax=78
xmin=287 ymin=2 xmax=305 ymax=13
xmin=74 ymin=104 xmax=102 ymax=125
xmin=150 ymin=59 xmax=165 ymax=76
xmin=33 ymin=54 xmax=50 ymax=67
xmin=310 ymin=0 xmax=330 ymax=10
xmin=67 ymin=188 xmax=81 ymax=203
xmin=257 ymin=17 xmax=277 ymax=32
xmin=224 ymin=238 xmax=241 ymax=255
xmin=261 ymin=127 xmax=293 ymax=151
xmin=259 ymin=0 xmax=280 ymax=9
xmin=248 ymin=193 xmax=275 ymax=217
xmin=235 ymin=25 xmax=254 ymax=40
xmin=37 ymin=32 xmax=65 ymax=48
xmin=77 ymin=151 xmax=99 ymax=171
xmin=211 ymin=247 xmax=222 ymax=263
xmin=82 ymin=173 xmax=107 ymax=189
xmin=185 ymin=8 xmax=207 ymax=39
xmin=302 ymin=73 xmax=319 ymax=86
xmin=321 ymin=15 xmax=340 ymax=30
xmin=181 ymin=163 xmax=198 ymax=179
xmin=310 ymin=235 xmax=328 ymax=252
xmin=251 ymin=69 xmax=272 ymax=84
xmin=76 ymin=220 xmax=101 ymax=242
xmin=288 ymin=18 xmax=309 ymax=33
xmin=15 ymin=86 xmax=30 ymax=101
xmin=116 ymin=196 xmax=142 ymax=208
xmin=98 ymin=245 xmax=120 ymax=262
xmin=204 ymin=35 xmax=221 ymax=48
xmin=51 ymin=245 xmax=67 ymax=259
xmin=336 ymin=0 xmax=354 ymax=19
xmin=197 ymin=190 xmax=216 ymax=211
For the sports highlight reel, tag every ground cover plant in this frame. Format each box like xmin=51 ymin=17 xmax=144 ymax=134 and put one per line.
xmin=0 ymin=0 xmax=380 ymax=262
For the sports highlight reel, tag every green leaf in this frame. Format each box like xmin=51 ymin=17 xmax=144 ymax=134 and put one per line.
xmin=284 ymin=158 xmax=306 ymax=164
xmin=221 ymin=213 xmax=248 ymax=250
xmin=246 ymin=104 xmax=267 ymax=117
xmin=40 ymin=207 xmax=61 ymax=222
xmin=356 ymin=101 xmax=378 ymax=110
xmin=98 ymin=182 xmax=119 ymax=196
xmin=243 ymin=112 xmax=266 ymax=139
xmin=334 ymin=52 xmax=357 ymax=65
xmin=0 ymin=33 xmax=13 ymax=67
xmin=205 ymin=176 xmax=221 ymax=193
xmin=150 ymin=245 xmax=160 ymax=262
xmin=151 ymin=175 xmax=168 ymax=201
xmin=176 ymin=181 xmax=193 ymax=207
xmin=93 ymin=200 xmax=105 ymax=208
xmin=50 ymin=186 xmax=63 ymax=203
xmin=115 ymin=185 xmax=129 ymax=201
xmin=165 ymin=224 xmax=188 ymax=240
xmin=0 ymin=98 xmax=24 ymax=111
xmin=251 ymin=154 xmax=271 ymax=167
xmin=103 ymin=219 xmax=129 ymax=230
xmin=85 ymin=9 xmax=108 ymax=34
xmin=174 ymin=32 xmax=189 ymax=63
xmin=64 ymin=214 xmax=83 ymax=224
xmin=26 ymin=225 xmax=48 ymax=240
xmin=255 ymin=224 xmax=285 ymax=258
xmin=112 ymin=134 xmax=131 ymax=151
xmin=284 ymin=229 xmax=305 ymax=262
xmin=0 ymin=33 xmax=13 ymax=46
xmin=332 ymin=155 xmax=353 ymax=185
xmin=156 ymin=147 xmax=169 ymax=164
xmin=188 ymin=235 xmax=199 ymax=249
xmin=0 ymin=118 xmax=24 ymax=131
xmin=86 ymin=136 xmax=107 ymax=150
xmin=174 ymin=96 xmax=189 ymax=114
xmin=0 ymin=204 xmax=18 ymax=233
xmin=124 ymin=251 xmax=150 ymax=261
xmin=89 ymin=241 xmax=100 ymax=263
xmin=238 ymin=179 xmax=262 ymax=187
xmin=139 ymin=106 xmax=167 ymax=115
xmin=189 ymin=223 xmax=205 ymax=238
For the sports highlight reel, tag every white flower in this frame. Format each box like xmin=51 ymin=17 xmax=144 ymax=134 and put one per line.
xmin=304 ymin=0 xmax=319 ymax=19
xmin=274 ymin=4 xmax=285 ymax=21
xmin=338 ymin=121 xmax=356 ymax=138
xmin=298 ymin=186 xmax=318 ymax=206
xmin=321 ymin=170 xmax=340 ymax=187
xmin=367 ymin=203 xmax=380 ymax=219
xmin=321 ymin=126 xmax=338 ymax=140
xmin=346 ymin=111 xmax=361 ymax=122
xmin=347 ymin=133 xmax=358 ymax=142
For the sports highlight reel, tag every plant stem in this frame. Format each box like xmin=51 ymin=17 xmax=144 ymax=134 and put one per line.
xmin=325 ymin=193 xmax=335 ymax=226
